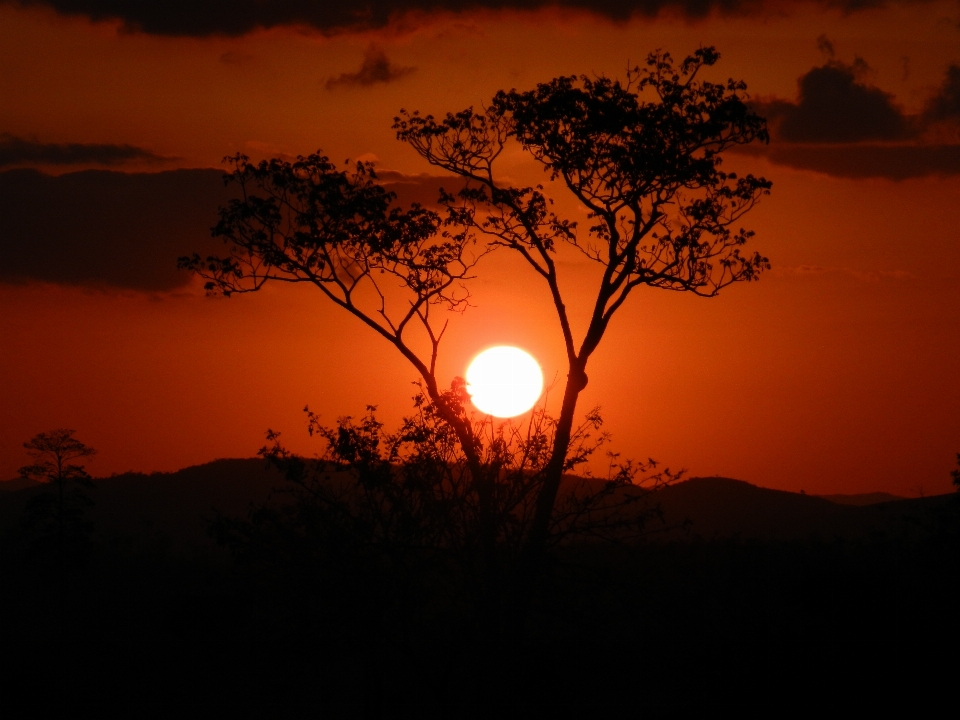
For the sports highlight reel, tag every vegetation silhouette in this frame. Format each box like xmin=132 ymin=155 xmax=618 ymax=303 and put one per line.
xmin=3 ymin=454 xmax=959 ymax=714
xmin=181 ymin=46 xmax=771 ymax=634
xmin=210 ymin=386 xmax=678 ymax=641
xmin=17 ymin=429 xmax=96 ymax=572
xmin=7 ymin=429 xmax=98 ymax=645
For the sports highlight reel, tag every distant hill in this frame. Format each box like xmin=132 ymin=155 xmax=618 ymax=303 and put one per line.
xmin=0 ymin=477 xmax=40 ymax=492
xmin=0 ymin=458 xmax=283 ymax=549
xmin=1 ymin=461 xmax=951 ymax=549
xmin=3 ymin=460 xmax=958 ymax=650
xmin=817 ymin=492 xmax=906 ymax=506
xmin=636 ymin=476 xmax=949 ymax=542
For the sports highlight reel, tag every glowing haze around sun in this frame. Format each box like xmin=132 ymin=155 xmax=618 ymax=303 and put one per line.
xmin=465 ymin=346 xmax=544 ymax=418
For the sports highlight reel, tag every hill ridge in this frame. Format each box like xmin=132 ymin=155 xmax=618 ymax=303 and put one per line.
xmin=3 ymin=457 xmax=953 ymax=547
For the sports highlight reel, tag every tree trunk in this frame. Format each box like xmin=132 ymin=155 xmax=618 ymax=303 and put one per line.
xmin=506 ymin=363 xmax=588 ymax=634
xmin=527 ymin=363 xmax=587 ymax=556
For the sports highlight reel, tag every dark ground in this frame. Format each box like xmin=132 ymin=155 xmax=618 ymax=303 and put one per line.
xmin=2 ymin=460 xmax=957 ymax=716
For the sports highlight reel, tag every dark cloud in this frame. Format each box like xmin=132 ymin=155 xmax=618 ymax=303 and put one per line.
xmin=0 ymin=167 xmax=465 ymax=290
xmin=815 ymin=34 xmax=834 ymax=59
xmin=2 ymin=0 xmax=924 ymax=37
xmin=757 ymin=59 xmax=916 ymax=143
xmin=0 ymin=168 xmax=232 ymax=290
xmin=759 ymin=143 xmax=960 ymax=179
xmin=743 ymin=60 xmax=960 ymax=179
xmin=924 ymin=64 xmax=960 ymax=122
xmin=0 ymin=134 xmax=165 ymax=168
xmin=325 ymin=47 xmax=415 ymax=90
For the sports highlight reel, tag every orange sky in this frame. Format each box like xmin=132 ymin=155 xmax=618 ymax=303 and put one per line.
xmin=2 ymin=1 xmax=959 ymax=495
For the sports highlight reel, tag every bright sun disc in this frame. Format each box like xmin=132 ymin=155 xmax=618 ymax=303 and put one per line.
xmin=466 ymin=346 xmax=544 ymax=418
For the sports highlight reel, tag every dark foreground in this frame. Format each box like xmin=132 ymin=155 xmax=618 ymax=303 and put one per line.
xmin=2 ymin=460 xmax=958 ymax=715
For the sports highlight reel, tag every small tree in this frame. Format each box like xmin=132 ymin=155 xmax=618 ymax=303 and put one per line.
xmin=184 ymin=47 xmax=771 ymax=630
xmin=19 ymin=429 xmax=97 ymax=570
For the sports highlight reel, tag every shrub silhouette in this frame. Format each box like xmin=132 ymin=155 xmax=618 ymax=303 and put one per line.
xmin=211 ymin=386 xmax=679 ymax=639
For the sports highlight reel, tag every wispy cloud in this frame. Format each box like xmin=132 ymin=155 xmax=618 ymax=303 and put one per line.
xmin=779 ymin=265 xmax=917 ymax=283
xmin=0 ymin=134 xmax=166 ymax=168
xmin=326 ymin=46 xmax=415 ymax=90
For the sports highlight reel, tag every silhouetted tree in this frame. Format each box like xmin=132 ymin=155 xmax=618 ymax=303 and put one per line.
xmin=19 ymin=429 xmax=97 ymax=571
xmin=395 ymin=47 xmax=770 ymax=570
xmin=184 ymin=47 xmax=770 ymax=632
xmin=952 ymin=453 xmax=960 ymax=491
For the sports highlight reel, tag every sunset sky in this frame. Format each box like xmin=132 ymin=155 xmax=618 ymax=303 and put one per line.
xmin=2 ymin=0 xmax=958 ymax=495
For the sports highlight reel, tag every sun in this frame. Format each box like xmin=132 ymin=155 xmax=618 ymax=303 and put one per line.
xmin=465 ymin=346 xmax=544 ymax=418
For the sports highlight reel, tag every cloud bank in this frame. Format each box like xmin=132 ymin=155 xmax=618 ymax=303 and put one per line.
xmin=758 ymin=144 xmax=960 ymax=180
xmin=0 ymin=168 xmax=231 ymax=290
xmin=0 ymin=167 xmax=465 ymax=291
xmin=4 ymin=0 xmax=932 ymax=36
